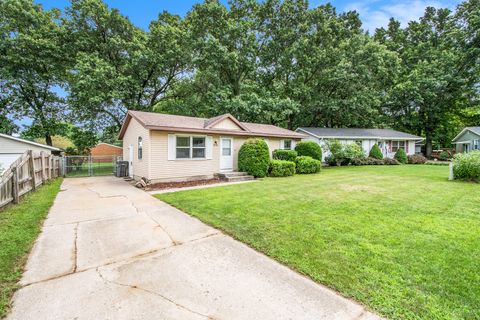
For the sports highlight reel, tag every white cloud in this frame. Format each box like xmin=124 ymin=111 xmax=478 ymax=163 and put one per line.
xmin=343 ymin=0 xmax=455 ymax=32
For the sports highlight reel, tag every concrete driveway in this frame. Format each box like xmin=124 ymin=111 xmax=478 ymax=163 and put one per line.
xmin=7 ymin=176 xmax=380 ymax=320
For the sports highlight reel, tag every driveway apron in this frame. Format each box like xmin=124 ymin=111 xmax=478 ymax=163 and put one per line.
xmin=7 ymin=176 xmax=381 ymax=320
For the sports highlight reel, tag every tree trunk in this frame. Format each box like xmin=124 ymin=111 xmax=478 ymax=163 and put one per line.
xmin=45 ymin=133 xmax=53 ymax=146
xmin=425 ymin=134 xmax=433 ymax=158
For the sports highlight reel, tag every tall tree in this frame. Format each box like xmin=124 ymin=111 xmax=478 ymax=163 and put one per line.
xmin=375 ymin=3 xmax=479 ymax=156
xmin=0 ymin=0 xmax=69 ymax=145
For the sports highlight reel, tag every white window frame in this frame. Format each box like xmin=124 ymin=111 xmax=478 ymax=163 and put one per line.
xmin=283 ymin=139 xmax=292 ymax=150
xmin=391 ymin=140 xmax=405 ymax=152
xmin=175 ymin=135 xmax=206 ymax=160
xmin=474 ymin=140 xmax=479 ymax=150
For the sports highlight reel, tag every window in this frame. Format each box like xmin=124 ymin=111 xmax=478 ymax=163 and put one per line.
xmin=138 ymin=137 xmax=143 ymax=160
xmin=222 ymin=139 xmax=231 ymax=156
xmin=283 ymin=140 xmax=292 ymax=150
xmin=474 ymin=140 xmax=479 ymax=150
xmin=391 ymin=140 xmax=405 ymax=152
xmin=176 ymin=136 xmax=206 ymax=159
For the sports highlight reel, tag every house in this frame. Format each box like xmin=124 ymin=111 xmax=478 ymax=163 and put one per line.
xmin=90 ymin=143 xmax=123 ymax=158
xmin=295 ymin=128 xmax=424 ymax=161
xmin=118 ymin=111 xmax=305 ymax=182
xmin=0 ymin=133 xmax=61 ymax=170
xmin=452 ymin=127 xmax=480 ymax=153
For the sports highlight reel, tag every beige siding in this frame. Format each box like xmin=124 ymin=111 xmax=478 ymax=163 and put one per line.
xmin=122 ymin=118 xmax=150 ymax=180
xmin=146 ymin=132 xmax=298 ymax=183
xmin=0 ymin=136 xmax=54 ymax=154
xmin=149 ymin=131 xmax=219 ymax=182
xmin=211 ymin=118 xmax=243 ymax=131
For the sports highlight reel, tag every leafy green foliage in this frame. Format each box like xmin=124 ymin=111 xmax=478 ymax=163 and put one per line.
xmin=326 ymin=140 xmax=365 ymax=166
xmin=269 ymin=160 xmax=295 ymax=177
xmin=384 ymin=157 xmax=401 ymax=165
xmin=295 ymin=156 xmax=321 ymax=174
xmin=369 ymin=144 xmax=384 ymax=160
xmin=272 ymin=149 xmax=298 ymax=162
xmin=438 ymin=151 xmax=451 ymax=161
xmin=238 ymin=138 xmax=270 ymax=178
xmin=70 ymin=127 xmax=99 ymax=154
xmin=394 ymin=149 xmax=407 ymax=163
xmin=453 ymin=151 xmax=480 ymax=181
xmin=408 ymin=154 xmax=427 ymax=164
xmin=295 ymin=141 xmax=322 ymax=160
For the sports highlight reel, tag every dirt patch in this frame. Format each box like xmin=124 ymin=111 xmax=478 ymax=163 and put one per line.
xmin=145 ymin=178 xmax=223 ymax=191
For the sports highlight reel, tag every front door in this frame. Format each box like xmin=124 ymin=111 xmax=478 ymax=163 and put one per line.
xmin=128 ymin=145 xmax=134 ymax=177
xmin=220 ymin=138 xmax=233 ymax=171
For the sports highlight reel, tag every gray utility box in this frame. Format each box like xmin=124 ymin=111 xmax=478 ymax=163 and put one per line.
xmin=115 ymin=161 xmax=129 ymax=177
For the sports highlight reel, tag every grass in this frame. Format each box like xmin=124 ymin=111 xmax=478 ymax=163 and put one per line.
xmin=0 ymin=179 xmax=63 ymax=318
xmin=157 ymin=165 xmax=480 ymax=320
xmin=65 ymin=162 xmax=114 ymax=177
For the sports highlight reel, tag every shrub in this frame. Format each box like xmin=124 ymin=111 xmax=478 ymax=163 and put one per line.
xmin=394 ymin=149 xmax=407 ymax=164
xmin=295 ymin=141 xmax=322 ymax=160
xmin=408 ymin=154 xmax=427 ymax=164
xmin=369 ymin=144 xmax=383 ymax=160
xmin=272 ymin=149 xmax=298 ymax=162
xmin=383 ymin=157 xmax=401 ymax=165
xmin=295 ymin=156 xmax=321 ymax=174
xmin=453 ymin=151 xmax=480 ymax=181
xmin=438 ymin=150 xmax=450 ymax=161
xmin=326 ymin=140 xmax=365 ymax=166
xmin=238 ymin=138 xmax=270 ymax=178
xmin=269 ymin=160 xmax=295 ymax=177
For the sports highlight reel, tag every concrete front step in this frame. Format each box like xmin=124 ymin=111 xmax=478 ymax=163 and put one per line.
xmin=217 ymin=171 xmax=254 ymax=182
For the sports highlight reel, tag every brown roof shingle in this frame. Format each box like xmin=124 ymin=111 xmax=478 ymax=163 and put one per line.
xmin=119 ymin=111 xmax=305 ymax=139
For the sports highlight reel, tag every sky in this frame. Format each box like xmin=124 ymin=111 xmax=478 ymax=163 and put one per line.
xmin=15 ymin=0 xmax=462 ymax=129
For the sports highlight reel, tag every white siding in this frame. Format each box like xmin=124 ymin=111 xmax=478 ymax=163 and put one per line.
xmin=0 ymin=136 xmax=55 ymax=169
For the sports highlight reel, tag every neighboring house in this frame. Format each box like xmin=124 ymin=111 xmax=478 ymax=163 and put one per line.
xmin=119 ymin=111 xmax=305 ymax=182
xmin=296 ymin=128 xmax=424 ymax=161
xmin=0 ymin=133 xmax=61 ymax=170
xmin=452 ymin=127 xmax=480 ymax=153
xmin=90 ymin=143 xmax=123 ymax=157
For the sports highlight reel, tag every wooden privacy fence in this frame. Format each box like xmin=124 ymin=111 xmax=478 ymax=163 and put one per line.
xmin=0 ymin=150 xmax=62 ymax=209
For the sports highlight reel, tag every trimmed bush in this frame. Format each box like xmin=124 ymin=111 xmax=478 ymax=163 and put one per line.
xmin=384 ymin=157 xmax=401 ymax=165
xmin=369 ymin=144 xmax=383 ymax=160
xmin=295 ymin=156 xmax=321 ymax=174
xmin=272 ymin=149 xmax=298 ymax=162
xmin=238 ymin=138 xmax=270 ymax=178
xmin=295 ymin=141 xmax=322 ymax=160
xmin=408 ymin=154 xmax=427 ymax=164
xmin=269 ymin=160 xmax=295 ymax=177
xmin=325 ymin=140 xmax=365 ymax=166
xmin=453 ymin=151 xmax=480 ymax=181
xmin=438 ymin=150 xmax=450 ymax=161
xmin=394 ymin=149 xmax=407 ymax=164
xmin=350 ymin=157 xmax=385 ymax=166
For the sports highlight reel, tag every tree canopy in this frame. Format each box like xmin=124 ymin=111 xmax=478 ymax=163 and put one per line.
xmin=0 ymin=0 xmax=478 ymax=156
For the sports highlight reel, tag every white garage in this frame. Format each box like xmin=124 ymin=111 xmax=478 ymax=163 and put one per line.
xmin=0 ymin=133 xmax=61 ymax=171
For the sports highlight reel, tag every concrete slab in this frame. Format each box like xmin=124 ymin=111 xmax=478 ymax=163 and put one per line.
xmin=7 ymin=176 xmax=382 ymax=320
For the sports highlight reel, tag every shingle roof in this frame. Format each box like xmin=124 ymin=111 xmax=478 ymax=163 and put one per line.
xmin=466 ymin=127 xmax=480 ymax=135
xmin=296 ymin=128 xmax=423 ymax=140
xmin=119 ymin=111 xmax=305 ymax=139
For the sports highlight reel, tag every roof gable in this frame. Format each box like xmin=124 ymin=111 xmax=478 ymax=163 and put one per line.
xmin=452 ymin=127 xmax=480 ymax=142
xmin=205 ymin=114 xmax=249 ymax=131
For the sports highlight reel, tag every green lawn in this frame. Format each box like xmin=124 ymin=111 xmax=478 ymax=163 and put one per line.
xmin=157 ymin=166 xmax=480 ymax=320
xmin=0 ymin=179 xmax=63 ymax=318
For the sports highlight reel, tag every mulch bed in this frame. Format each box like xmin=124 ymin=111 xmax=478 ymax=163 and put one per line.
xmin=145 ymin=178 xmax=223 ymax=191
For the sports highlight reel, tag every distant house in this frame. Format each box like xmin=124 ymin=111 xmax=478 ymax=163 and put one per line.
xmin=296 ymin=128 xmax=424 ymax=161
xmin=119 ymin=111 xmax=305 ymax=182
xmin=90 ymin=143 xmax=123 ymax=158
xmin=0 ymin=133 xmax=60 ymax=169
xmin=452 ymin=127 xmax=480 ymax=153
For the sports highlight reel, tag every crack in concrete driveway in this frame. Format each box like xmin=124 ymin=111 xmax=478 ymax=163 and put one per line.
xmin=6 ymin=176 xmax=382 ymax=320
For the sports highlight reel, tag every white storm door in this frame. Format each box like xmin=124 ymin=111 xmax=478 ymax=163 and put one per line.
xmin=220 ymin=138 xmax=233 ymax=171
xmin=128 ymin=145 xmax=134 ymax=177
